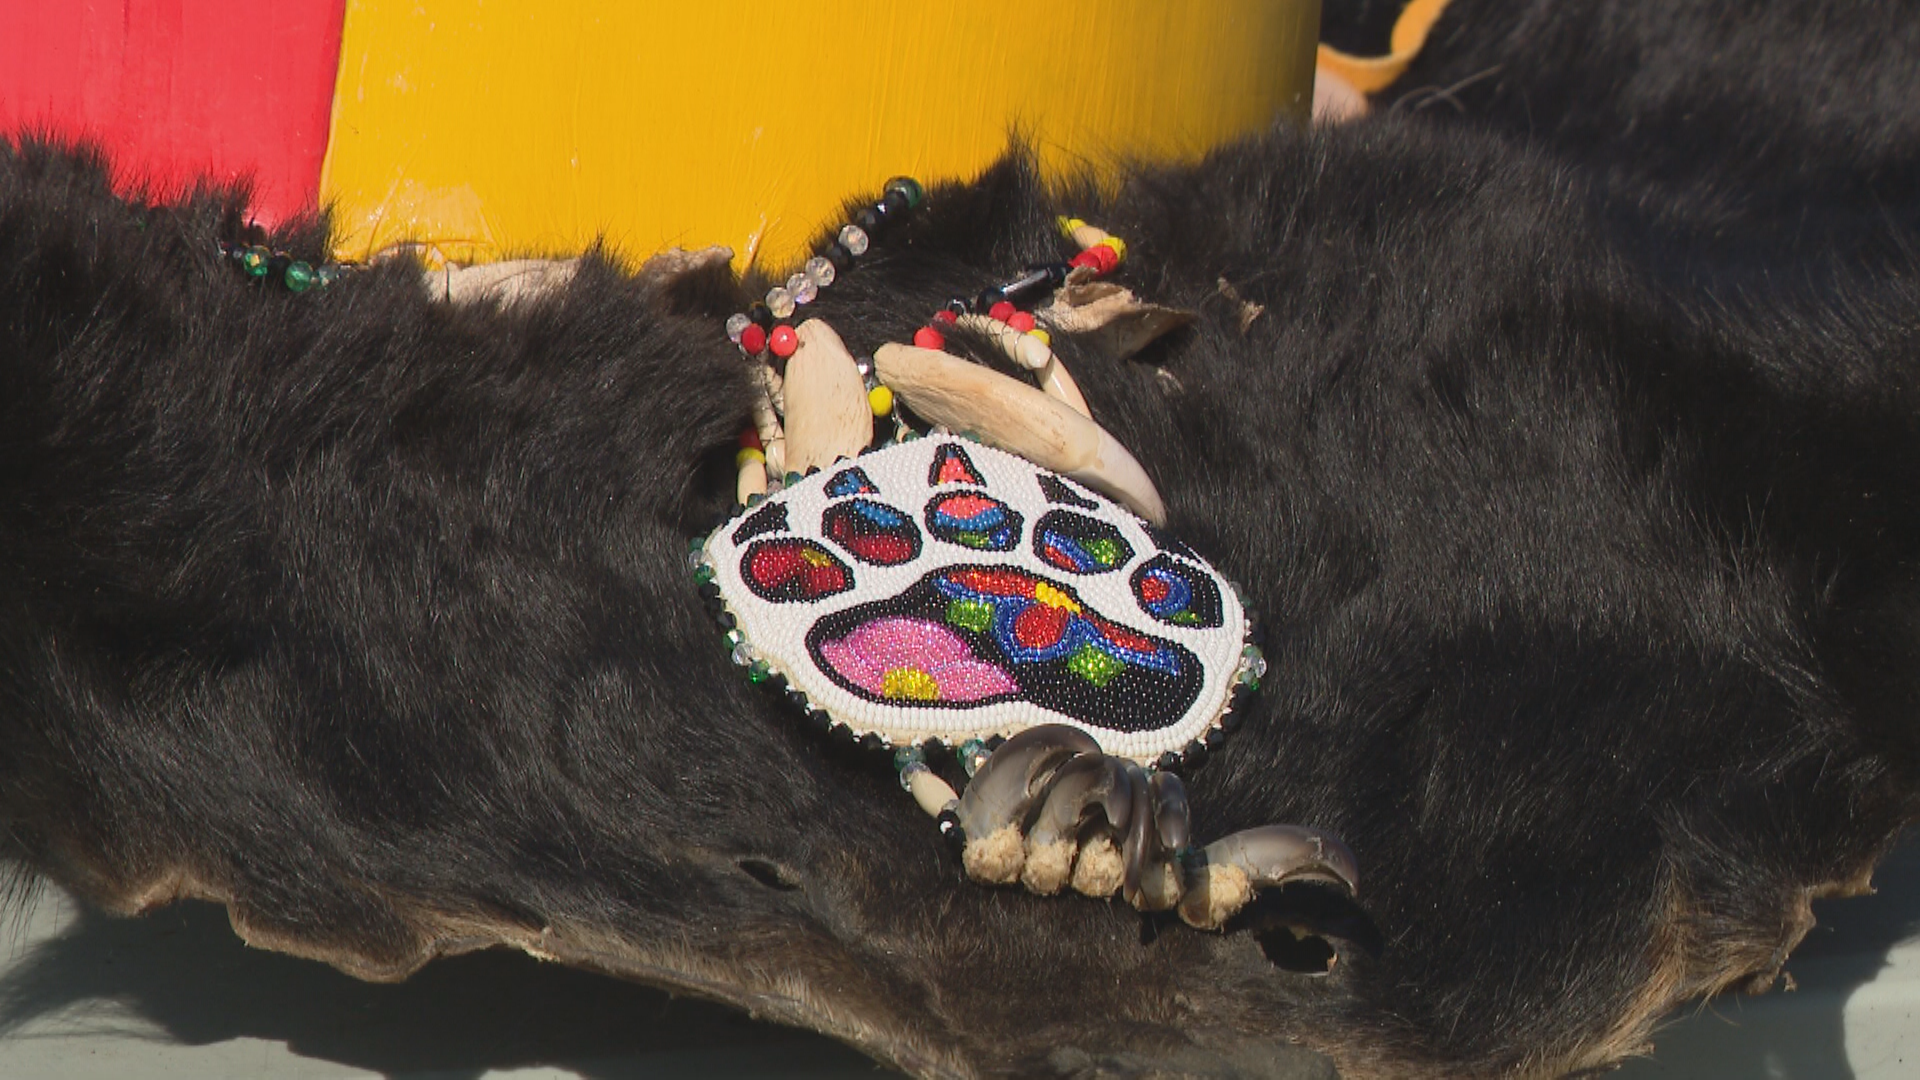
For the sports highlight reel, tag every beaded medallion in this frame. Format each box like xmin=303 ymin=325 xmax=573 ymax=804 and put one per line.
xmin=698 ymin=436 xmax=1262 ymax=763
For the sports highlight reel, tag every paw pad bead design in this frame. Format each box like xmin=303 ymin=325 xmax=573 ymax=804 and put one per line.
xmin=697 ymin=436 xmax=1258 ymax=764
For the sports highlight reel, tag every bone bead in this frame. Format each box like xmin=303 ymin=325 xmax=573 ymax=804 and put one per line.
xmin=874 ymin=343 xmax=1168 ymax=525
xmin=736 ymin=457 xmax=768 ymax=504
xmin=907 ymin=768 xmax=959 ymax=818
xmin=954 ymin=313 xmax=1053 ymax=371
xmin=781 ymin=320 xmax=873 ymax=474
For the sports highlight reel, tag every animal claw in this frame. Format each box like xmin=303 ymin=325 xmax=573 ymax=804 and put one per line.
xmin=1020 ymin=753 xmax=1134 ymax=895
xmin=956 ymin=725 xmax=1100 ymax=884
xmin=1177 ymin=825 xmax=1360 ymax=931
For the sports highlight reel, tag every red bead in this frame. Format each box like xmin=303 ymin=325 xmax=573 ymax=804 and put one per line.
xmin=1070 ymin=244 xmax=1120 ymax=275
xmin=932 ymin=309 xmax=958 ymax=325
xmin=739 ymin=427 xmax=763 ymax=450
xmin=913 ymin=326 xmax=946 ymax=349
xmin=1007 ymin=311 xmax=1036 ymax=333
xmin=769 ymin=324 xmax=800 ymax=358
xmin=739 ymin=324 xmax=767 ymax=354
xmin=987 ymin=300 xmax=1017 ymax=322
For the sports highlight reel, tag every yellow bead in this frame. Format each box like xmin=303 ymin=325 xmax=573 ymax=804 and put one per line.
xmin=1098 ymin=235 xmax=1127 ymax=263
xmin=1028 ymin=328 xmax=1051 ymax=347
xmin=868 ymin=384 xmax=895 ymax=416
xmin=736 ymin=447 xmax=766 ymax=468
xmin=1057 ymin=216 xmax=1086 ymax=239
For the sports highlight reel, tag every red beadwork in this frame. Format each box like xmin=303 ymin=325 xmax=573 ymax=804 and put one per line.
xmin=1007 ymin=311 xmax=1036 ymax=333
xmin=1070 ymin=245 xmax=1120 ymax=275
xmin=987 ymin=300 xmax=1017 ymax=322
xmin=913 ymin=325 xmax=946 ymax=349
xmin=739 ymin=323 xmax=768 ymax=354
xmin=932 ymin=309 xmax=958 ymax=325
xmin=769 ymin=324 xmax=800 ymax=357
xmin=1013 ymin=604 xmax=1070 ymax=651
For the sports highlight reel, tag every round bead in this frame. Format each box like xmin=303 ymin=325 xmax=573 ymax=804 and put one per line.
xmin=1028 ymin=327 xmax=1051 ymax=347
xmin=959 ymin=739 xmax=991 ymax=777
xmin=282 ymin=261 xmax=315 ymax=293
xmin=868 ymin=385 xmax=894 ymax=416
xmin=725 ymin=313 xmax=752 ymax=342
xmin=884 ymin=176 xmax=925 ymax=209
xmin=1098 ymin=235 xmax=1127 ymax=263
xmin=804 ymin=255 xmax=836 ymax=288
xmin=823 ymin=242 xmax=853 ymax=272
xmin=730 ymin=642 xmax=754 ymax=667
xmin=912 ymin=326 xmax=945 ymax=350
xmin=787 ymin=272 xmax=818 ymax=305
xmin=879 ymin=188 xmax=910 ymax=218
xmin=747 ymin=660 xmax=772 ymax=685
xmin=931 ymin=309 xmax=958 ymax=325
xmin=769 ymin=324 xmax=800 ymax=358
xmin=987 ymin=300 xmax=1017 ymax=322
xmin=765 ymin=286 xmax=796 ymax=319
xmin=855 ymin=355 xmax=874 ymax=379
xmin=854 ymin=208 xmax=882 ymax=234
xmin=894 ymin=744 xmax=926 ymax=770
xmin=899 ymin=761 xmax=930 ymax=793
xmin=267 ymin=253 xmax=292 ymax=278
xmin=241 ymin=246 xmax=271 ymax=278
xmin=739 ymin=323 xmax=768 ymax=354
xmin=747 ymin=301 xmax=775 ymax=329
xmin=1006 ymin=311 xmax=1036 ymax=333
xmin=316 ymin=264 xmax=342 ymax=287
xmin=838 ymin=223 xmax=870 ymax=256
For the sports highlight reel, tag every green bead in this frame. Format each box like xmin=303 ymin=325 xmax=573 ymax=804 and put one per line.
xmin=283 ymin=260 xmax=315 ymax=293
xmin=892 ymin=745 xmax=925 ymax=771
xmin=885 ymin=176 xmax=924 ymax=209
xmin=693 ymin=563 xmax=714 ymax=584
xmin=747 ymin=660 xmax=771 ymax=684
xmin=241 ymin=247 xmax=271 ymax=278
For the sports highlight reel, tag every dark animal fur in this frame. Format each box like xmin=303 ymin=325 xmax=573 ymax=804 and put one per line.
xmin=3 ymin=0 xmax=1918 ymax=1075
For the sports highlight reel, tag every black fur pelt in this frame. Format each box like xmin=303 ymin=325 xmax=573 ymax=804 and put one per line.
xmin=3 ymin=0 xmax=1918 ymax=1075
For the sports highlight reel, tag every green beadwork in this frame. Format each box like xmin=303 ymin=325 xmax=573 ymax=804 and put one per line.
xmin=693 ymin=562 xmax=715 ymax=585
xmin=283 ymin=260 xmax=316 ymax=293
xmin=1067 ymin=644 xmax=1123 ymax=687
xmin=1083 ymin=537 xmax=1120 ymax=566
xmin=747 ymin=660 xmax=772 ymax=685
xmin=945 ymin=598 xmax=993 ymax=633
xmin=885 ymin=176 xmax=925 ymax=209
xmin=240 ymin=247 xmax=271 ymax=278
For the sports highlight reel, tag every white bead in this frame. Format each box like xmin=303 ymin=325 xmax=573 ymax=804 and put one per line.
xmin=804 ymin=255 xmax=836 ymax=288
xmin=838 ymin=224 xmax=869 ymax=256
xmin=787 ymin=272 xmax=818 ymax=305
xmin=766 ymin=286 xmax=795 ymax=318
xmin=724 ymin=312 xmax=751 ymax=343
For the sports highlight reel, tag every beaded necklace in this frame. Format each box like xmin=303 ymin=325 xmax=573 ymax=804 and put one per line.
xmin=689 ymin=180 xmax=1329 ymax=930
xmin=216 ymin=239 xmax=352 ymax=293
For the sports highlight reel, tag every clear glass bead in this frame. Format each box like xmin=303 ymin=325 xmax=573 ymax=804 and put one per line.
xmin=959 ymin=738 xmax=990 ymax=777
xmin=855 ymin=355 xmax=873 ymax=379
xmin=725 ymin=313 xmax=752 ymax=343
xmin=893 ymin=745 xmax=925 ymax=770
xmin=787 ymin=272 xmax=817 ymax=305
xmin=730 ymin=642 xmax=755 ymax=667
xmin=838 ymin=224 xmax=870 ymax=256
xmin=804 ymin=255 xmax=836 ymax=288
xmin=898 ymin=761 xmax=929 ymax=793
xmin=766 ymin=286 xmax=795 ymax=319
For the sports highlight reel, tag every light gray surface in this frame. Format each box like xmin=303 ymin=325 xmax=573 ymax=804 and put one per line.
xmin=1 ymin=838 xmax=1915 ymax=1078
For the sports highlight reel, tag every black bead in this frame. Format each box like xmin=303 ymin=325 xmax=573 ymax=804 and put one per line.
xmin=1156 ymin=751 xmax=1181 ymax=771
xmin=859 ymin=732 xmax=886 ymax=754
xmin=1183 ymin=740 xmax=1209 ymax=767
xmin=747 ymin=302 xmax=775 ymax=329
xmin=974 ymin=287 xmax=1006 ymax=311
xmin=267 ymin=253 xmax=291 ymax=277
xmin=944 ymin=297 xmax=970 ymax=316
xmin=985 ymin=734 xmax=1006 ymax=751
xmin=1218 ymin=709 xmax=1241 ymax=732
xmin=855 ymin=207 xmax=882 ymax=233
xmin=804 ymin=709 xmax=831 ymax=734
xmin=1247 ymin=623 xmax=1266 ymax=646
xmin=1203 ymin=727 xmax=1228 ymax=750
xmin=880 ymin=188 xmax=910 ymax=217
xmin=823 ymin=242 xmax=853 ymax=271
xmin=937 ymin=809 xmax=966 ymax=849
xmin=1000 ymin=266 xmax=1059 ymax=305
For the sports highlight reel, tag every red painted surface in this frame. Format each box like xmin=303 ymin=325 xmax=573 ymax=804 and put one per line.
xmin=0 ymin=0 xmax=346 ymax=225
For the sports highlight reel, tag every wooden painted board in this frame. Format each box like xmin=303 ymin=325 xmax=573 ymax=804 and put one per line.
xmin=0 ymin=0 xmax=347 ymax=226
xmin=320 ymin=0 xmax=1317 ymax=271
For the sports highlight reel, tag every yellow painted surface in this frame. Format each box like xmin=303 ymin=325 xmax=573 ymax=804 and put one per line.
xmin=321 ymin=1 xmax=1317 ymax=272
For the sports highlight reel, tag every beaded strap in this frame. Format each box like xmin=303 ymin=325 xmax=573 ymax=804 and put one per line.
xmin=217 ymin=240 xmax=351 ymax=293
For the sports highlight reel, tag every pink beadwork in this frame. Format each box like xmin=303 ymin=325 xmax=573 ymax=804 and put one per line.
xmin=818 ymin=617 xmax=1018 ymax=703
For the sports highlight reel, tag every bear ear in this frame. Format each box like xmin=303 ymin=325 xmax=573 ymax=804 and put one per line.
xmin=1038 ymin=280 xmax=1194 ymax=361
